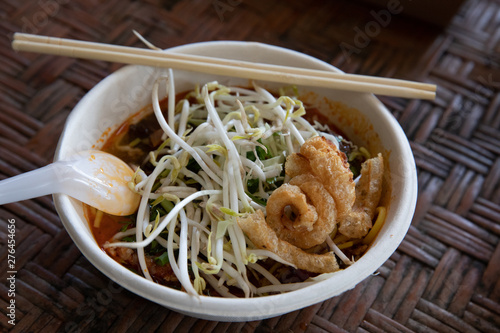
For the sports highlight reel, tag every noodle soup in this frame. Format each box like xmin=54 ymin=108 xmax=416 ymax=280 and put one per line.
xmin=54 ymin=41 xmax=416 ymax=320
xmin=86 ymin=78 xmax=386 ymax=297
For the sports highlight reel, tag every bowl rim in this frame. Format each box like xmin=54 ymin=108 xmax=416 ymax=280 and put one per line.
xmin=53 ymin=40 xmax=417 ymax=321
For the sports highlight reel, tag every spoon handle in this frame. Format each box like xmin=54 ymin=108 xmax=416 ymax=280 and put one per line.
xmin=0 ymin=163 xmax=63 ymax=205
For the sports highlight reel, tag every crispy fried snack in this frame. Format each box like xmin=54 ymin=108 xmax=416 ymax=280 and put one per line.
xmin=339 ymin=154 xmax=384 ymax=238
xmin=266 ymin=183 xmax=318 ymax=234
xmin=266 ymin=174 xmax=336 ymax=249
xmin=284 ymin=153 xmax=311 ymax=177
xmin=237 ymin=210 xmax=339 ymax=274
xmin=245 ymin=137 xmax=383 ymax=273
xmin=286 ymin=136 xmax=355 ymax=219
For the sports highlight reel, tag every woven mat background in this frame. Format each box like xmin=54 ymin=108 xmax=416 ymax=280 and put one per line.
xmin=1 ymin=0 xmax=500 ymax=332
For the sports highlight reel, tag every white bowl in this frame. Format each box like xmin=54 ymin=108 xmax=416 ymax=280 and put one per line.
xmin=53 ymin=41 xmax=417 ymax=321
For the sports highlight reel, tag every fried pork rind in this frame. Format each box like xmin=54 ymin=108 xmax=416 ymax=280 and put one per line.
xmin=266 ymin=184 xmax=318 ymax=233
xmin=339 ymin=154 xmax=384 ymax=238
xmin=238 ymin=210 xmax=339 ymax=274
xmin=286 ymin=136 xmax=355 ymax=219
xmin=266 ymin=174 xmax=336 ymax=249
xmin=284 ymin=153 xmax=311 ymax=177
xmin=240 ymin=137 xmax=383 ymax=275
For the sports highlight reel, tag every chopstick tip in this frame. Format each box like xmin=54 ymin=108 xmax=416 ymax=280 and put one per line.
xmin=11 ymin=39 xmax=21 ymax=51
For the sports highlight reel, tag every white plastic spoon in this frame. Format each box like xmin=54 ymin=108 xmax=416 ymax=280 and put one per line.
xmin=0 ymin=150 xmax=141 ymax=216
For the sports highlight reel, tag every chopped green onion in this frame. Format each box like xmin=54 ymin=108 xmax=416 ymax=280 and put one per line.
xmin=160 ymin=199 xmax=175 ymax=213
xmin=155 ymin=252 xmax=170 ymax=266
xmin=122 ymin=236 xmax=136 ymax=242
xmin=119 ymin=219 xmax=132 ymax=232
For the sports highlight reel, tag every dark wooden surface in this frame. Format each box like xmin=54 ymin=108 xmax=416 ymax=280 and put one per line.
xmin=1 ymin=0 xmax=500 ymax=332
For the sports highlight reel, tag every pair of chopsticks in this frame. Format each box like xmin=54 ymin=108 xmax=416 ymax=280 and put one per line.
xmin=12 ymin=33 xmax=436 ymax=100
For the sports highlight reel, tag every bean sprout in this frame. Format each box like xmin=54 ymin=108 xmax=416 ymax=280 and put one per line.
xmin=104 ymin=71 xmax=357 ymax=297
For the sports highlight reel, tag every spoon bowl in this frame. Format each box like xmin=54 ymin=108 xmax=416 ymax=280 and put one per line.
xmin=0 ymin=150 xmax=140 ymax=216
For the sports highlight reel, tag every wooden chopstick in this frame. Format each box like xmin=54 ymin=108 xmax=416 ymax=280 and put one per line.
xmin=13 ymin=33 xmax=435 ymax=91
xmin=12 ymin=33 xmax=436 ymax=100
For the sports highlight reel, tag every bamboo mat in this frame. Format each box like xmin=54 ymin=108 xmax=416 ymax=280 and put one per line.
xmin=1 ymin=0 xmax=500 ymax=332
